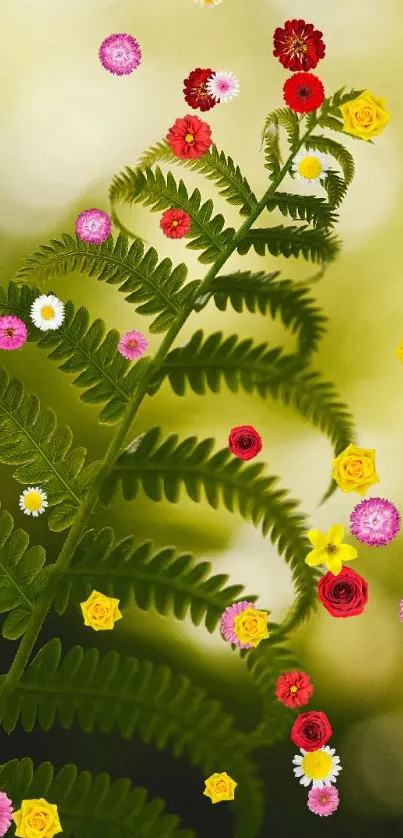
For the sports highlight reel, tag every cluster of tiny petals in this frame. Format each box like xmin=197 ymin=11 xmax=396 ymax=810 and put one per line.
xmin=207 ymin=71 xmax=239 ymax=103
xmin=307 ymin=785 xmax=339 ymax=817
xmin=220 ymin=600 xmax=256 ymax=648
xmin=75 ymin=209 xmax=112 ymax=244
xmin=0 ymin=315 xmax=27 ymax=350
xmin=183 ymin=68 xmax=216 ymax=112
xmin=350 ymin=497 xmax=400 ymax=546
xmin=273 ymin=19 xmax=326 ymax=72
xmin=0 ymin=792 xmax=13 ymax=836
xmin=99 ymin=33 xmax=142 ymax=75
xmin=19 ymin=487 xmax=48 ymax=517
xmin=118 ymin=330 xmax=148 ymax=361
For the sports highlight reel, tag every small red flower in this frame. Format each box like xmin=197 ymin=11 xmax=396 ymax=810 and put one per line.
xmin=283 ymin=72 xmax=325 ymax=113
xmin=166 ymin=114 xmax=213 ymax=160
xmin=183 ymin=67 xmax=217 ymax=112
xmin=160 ymin=208 xmax=191 ymax=239
xmin=275 ymin=671 xmax=314 ymax=708
xmin=273 ymin=19 xmax=326 ymax=72
xmin=291 ymin=710 xmax=332 ymax=752
xmin=228 ymin=425 xmax=262 ymax=461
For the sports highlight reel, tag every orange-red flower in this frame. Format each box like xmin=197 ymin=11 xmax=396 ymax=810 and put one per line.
xmin=283 ymin=72 xmax=325 ymax=113
xmin=275 ymin=671 xmax=314 ymax=708
xmin=166 ymin=114 xmax=212 ymax=159
xmin=160 ymin=208 xmax=191 ymax=239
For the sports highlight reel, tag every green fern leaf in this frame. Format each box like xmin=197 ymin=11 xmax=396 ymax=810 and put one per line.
xmin=14 ymin=234 xmax=199 ymax=334
xmin=261 ymin=108 xmax=300 ymax=155
xmin=322 ymin=169 xmax=348 ymax=208
xmin=260 ymin=115 xmax=282 ymax=178
xmin=323 ymin=86 xmax=365 ymax=111
xmin=0 ymin=758 xmax=195 ymax=838
xmin=304 ymin=135 xmax=355 ymax=184
xmin=266 ymin=192 xmax=338 ymax=228
xmin=237 ymin=225 xmax=340 ymax=263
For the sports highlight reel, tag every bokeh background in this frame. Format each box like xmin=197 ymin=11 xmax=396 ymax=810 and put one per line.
xmin=0 ymin=0 xmax=403 ymax=835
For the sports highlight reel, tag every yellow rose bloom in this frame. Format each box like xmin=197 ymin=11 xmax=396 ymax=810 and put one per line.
xmin=13 ymin=798 xmax=62 ymax=838
xmin=305 ymin=524 xmax=358 ymax=576
xmin=340 ymin=90 xmax=390 ymax=140
xmin=332 ymin=443 xmax=379 ymax=496
xmin=203 ymin=772 xmax=237 ymax=804
xmin=80 ymin=589 xmax=122 ymax=631
xmin=233 ymin=607 xmax=269 ymax=647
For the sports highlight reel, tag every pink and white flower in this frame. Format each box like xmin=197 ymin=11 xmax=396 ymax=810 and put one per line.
xmin=220 ymin=600 xmax=256 ymax=648
xmin=307 ymin=784 xmax=339 ymax=817
xmin=207 ymin=70 xmax=239 ymax=103
xmin=0 ymin=316 xmax=27 ymax=350
xmin=75 ymin=209 xmax=111 ymax=244
xmin=99 ymin=34 xmax=142 ymax=76
xmin=0 ymin=792 xmax=13 ymax=836
xmin=118 ymin=330 xmax=148 ymax=361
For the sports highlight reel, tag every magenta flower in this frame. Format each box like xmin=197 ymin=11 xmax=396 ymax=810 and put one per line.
xmin=0 ymin=315 xmax=27 ymax=350
xmin=99 ymin=34 xmax=142 ymax=76
xmin=307 ymin=785 xmax=339 ymax=817
xmin=399 ymin=599 xmax=403 ymax=622
xmin=220 ymin=600 xmax=256 ymax=648
xmin=118 ymin=330 xmax=148 ymax=360
xmin=75 ymin=209 xmax=111 ymax=244
xmin=0 ymin=792 xmax=13 ymax=835
xmin=350 ymin=497 xmax=400 ymax=546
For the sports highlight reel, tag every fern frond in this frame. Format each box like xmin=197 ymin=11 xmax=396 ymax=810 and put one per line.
xmin=322 ymin=169 xmax=348 ymax=209
xmin=304 ymin=135 xmax=355 ymax=184
xmin=266 ymin=192 xmax=338 ymax=228
xmin=14 ymin=234 xmax=199 ymax=334
xmin=237 ymin=225 xmax=340 ymax=263
xmin=246 ymin=639 xmax=300 ymax=746
xmin=260 ymin=115 xmax=282 ymax=178
xmin=0 ymin=758 xmax=195 ymax=838
xmin=261 ymin=108 xmax=300 ymax=155
xmin=323 ymin=87 xmax=365 ymax=112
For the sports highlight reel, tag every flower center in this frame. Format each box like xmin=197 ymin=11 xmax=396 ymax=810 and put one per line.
xmin=243 ymin=618 xmax=258 ymax=633
xmin=289 ymin=36 xmax=309 ymax=56
xmin=5 ymin=328 xmax=15 ymax=337
xmin=40 ymin=305 xmax=55 ymax=320
xmin=171 ymin=220 xmax=179 ymax=227
xmin=185 ymin=133 xmax=194 ymax=143
xmin=216 ymin=781 xmax=227 ymax=793
xmin=128 ymin=340 xmax=137 ymax=348
xmin=297 ymin=156 xmax=323 ymax=179
xmin=28 ymin=812 xmax=48 ymax=830
xmin=301 ymin=750 xmax=332 ymax=780
xmin=93 ymin=603 xmax=108 ymax=618
xmin=296 ymin=85 xmax=311 ymax=100
xmin=289 ymin=685 xmax=298 ymax=694
xmin=239 ymin=435 xmax=253 ymax=449
xmin=193 ymin=81 xmax=211 ymax=102
xmin=320 ymin=794 xmax=328 ymax=804
xmin=357 ymin=106 xmax=373 ymax=124
xmin=23 ymin=491 xmax=43 ymax=511
xmin=325 ymin=542 xmax=338 ymax=555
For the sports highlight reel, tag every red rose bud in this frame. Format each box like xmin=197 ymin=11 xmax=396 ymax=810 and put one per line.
xmin=318 ymin=566 xmax=368 ymax=618
xmin=291 ymin=710 xmax=332 ymax=752
xmin=228 ymin=425 xmax=262 ymax=461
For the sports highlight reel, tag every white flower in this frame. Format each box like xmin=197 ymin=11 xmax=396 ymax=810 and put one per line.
xmin=30 ymin=294 xmax=65 ymax=331
xmin=19 ymin=487 xmax=48 ymax=517
xmin=291 ymin=148 xmax=329 ymax=184
xmin=195 ymin=0 xmax=222 ymax=6
xmin=292 ymin=746 xmax=342 ymax=789
xmin=207 ymin=71 xmax=239 ymax=103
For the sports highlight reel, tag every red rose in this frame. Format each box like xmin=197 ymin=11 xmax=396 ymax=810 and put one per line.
xmin=291 ymin=711 xmax=332 ymax=752
xmin=283 ymin=72 xmax=325 ymax=113
xmin=318 ymin=566 xmax=368 ymax=618
xmin=228 ymin=425 xmax=262 ymax=461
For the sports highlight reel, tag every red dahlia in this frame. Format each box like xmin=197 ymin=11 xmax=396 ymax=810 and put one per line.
xmin=160 ymin=208 xmax=191 ymax=239
xmin=283 ymin=72 xmax=325 ymax=113
xmin=183 ymin=67 xmax=217 ymax=112
xmin=273 ymin=19 xmax=325 ymax=72
xmin=166 ymin=114 xmax=212 ymax=160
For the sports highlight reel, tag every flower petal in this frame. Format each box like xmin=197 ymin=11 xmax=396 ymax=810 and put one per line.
xmin=338 ymin=544 xmax=358 ymax=562
xmin=305 ymin=548 xmax=325 ymax=567
xmin=307 ymin=529 xmax=327 ymax=549
xmin=326 ymin=556 xmax=343 ymax=576
xmin=327 ymin=524 xmax=344 ymax=545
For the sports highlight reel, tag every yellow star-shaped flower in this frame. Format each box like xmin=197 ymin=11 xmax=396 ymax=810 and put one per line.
xmin=305 ymin=524 xmax=358 ymax=576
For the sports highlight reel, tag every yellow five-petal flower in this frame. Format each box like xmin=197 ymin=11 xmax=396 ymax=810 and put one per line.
xmin=305 ymin=524 xmax=358 ymax=576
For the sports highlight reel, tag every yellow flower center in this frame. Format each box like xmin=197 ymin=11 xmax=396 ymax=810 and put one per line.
xmin=357 ymin=106 xmax=374 ymax=124
xmin=27 ymin=810 xmax=48 ymax=831
xmin=23 ymin=491 xmax=43 ymax=511
xmin=171 ymin=220 xmax=179 ymax=227
xmin=185 ymin=133 xmax=194 ymax=143
xmin=301 ymin=750 xmax=332 ymax=780
xmin=215 ymin=781 xmax=228 ymax=793
xmin=40 ymin=305 xmax=55 ymax=320
xmin=297 ymin=156 xmax=323 ymax=180
xmin=243 ymin=618 xmax=258 ymax=633
xmin=320 ymin=794 xmax=328 ymax=804
xmin=92 ymin=602 xmax=109 ymax=618
xmin=5 ymin=328 xmax=15 ymax=337
xmin=128 ymin=340 xmax=137 ymax=348
xmin=289 ymin=685 xmax=298 ymax=694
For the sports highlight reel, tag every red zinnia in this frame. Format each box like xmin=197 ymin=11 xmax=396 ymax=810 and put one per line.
xmin=273 ymin=19 xmax=326 ymax=72
xmin=283 ymin=72 xmax=325 ymax=113
xmin=160 ymin=208 xmax=191 ymax=239
xmin=275 ymin=671 xmax=314 ymax=709
xmin=166 ymin=114 xmax=213 ymax=160
xmin=183 ymin=67 xmax=217 ymax=112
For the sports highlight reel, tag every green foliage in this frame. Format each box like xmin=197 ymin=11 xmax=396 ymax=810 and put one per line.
xmin=237 ymin=224 xmax=340 ymax=263
xmin=322 ymin=170 xmax=349 ymax=209
xmin=0 ymin=758 xmax=195 ymax=838
xmin=261 ymin=108 xmax=300 ymax=158
xmin=266 ymin=192 xmax=338 ymax=228
xmin=246 ymin=639 xmax=300 ymax=746
xmin=304 ymin=135 xmax=355 ymax=184
xmin=318 ymin=87 xmax=368 ymax=139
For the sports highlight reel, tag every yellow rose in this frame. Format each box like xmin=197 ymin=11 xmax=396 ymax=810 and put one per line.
xmin=233 ymin=607 xmax=269 ymax=647
xmin=203 ymin=772 xmax=237 ymax=804
xmin=80 ymin=589 xmax=122 ymax=631
xmin=332 ymin=443 xmax=379 ymax=495
xmin=340 ymin=90 xmax=390 ymax=140
xmin=13 ymin=798 xmax=62 ymax=838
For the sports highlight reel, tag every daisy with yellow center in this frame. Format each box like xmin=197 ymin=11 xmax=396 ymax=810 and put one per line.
xmin=195 ymin=0 xmax=223 ymax=6
xmin=305 ymin=524 xmax=358 ymax=576
xmin=291 ymin=148 xmax=328 ymax=185
xmin=19 ymin=487 xmax=48 ymax=517
xmin=30 ymin=294 xmax=65 ymax=331
xmin=293 ymin=746 xmax=342 ymax=788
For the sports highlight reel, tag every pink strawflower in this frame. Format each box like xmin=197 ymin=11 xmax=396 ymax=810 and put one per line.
xmin=75 ymin=209 xmax=111 ymax=244
xmin=118 ymin=330 xmax=148 ymax=360
xmin=307 ymin=785 xmax=339 ymax=817
xmin=99 ymin=33 xmax=142 ymax=76
xmin=220 ymin=600 xmax=256 ymax=648
xmin=0 ymin=315 xmax=27 ymax=350
xmin=0 ymin=792 xmax=14 ymax=835
xmin=399 ymin=599 xmax=403 ymax=622
xmin=350 ymin=497 xmax=400 ymax=546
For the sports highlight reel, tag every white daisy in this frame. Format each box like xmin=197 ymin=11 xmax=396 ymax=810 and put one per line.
xmin=30 ymin=294 xmax=65 ymax=331
xmin=19 ymin=487 xmax=48 ymax=517
xmin=195 ymin=0 xmax=222 ymax=6
xmin=292 ymin=746 xmax=342 ymax=789
xmin=291 ymin=148 xmax=329 ymax=185
xmin=207 ymin=70 xmax=239 ymax=103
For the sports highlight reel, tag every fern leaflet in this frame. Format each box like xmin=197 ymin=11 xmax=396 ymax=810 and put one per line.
xmin=266 ymin=192 xmax=338 ymax=228
xmin=237 ymin=225 xmax=340 ymax=263
xmin=261 ymin=108 xmax=300 ymax=155
xmin=322 ymin=169 xmax=349 ymax=209
xmin=304 ymin=135 xmax=355 ymax=184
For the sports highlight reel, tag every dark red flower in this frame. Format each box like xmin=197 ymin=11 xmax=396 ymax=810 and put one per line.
xmin=291 ymin=711 xmax=332 ymax=752
xmin=228 ymin=425 xmax=262 ymax=461
xmin=273 ymin=19 xmax=325 ymax=72
xmin=160 ymin=208 xmax=191 ymax=239
xmin=183 ymin=67 xmax=217 ymax=112
xmin=166 ymin=114 xmax=212 ymax=160
xmin=318 ymin=567 xmax=368 ymax=618
xmin=275 ymin=671 xmax=314 ymax=709
xmin=283 ymin=72 xmax=325 ymax=113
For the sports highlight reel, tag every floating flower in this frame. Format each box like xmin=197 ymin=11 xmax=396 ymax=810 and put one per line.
xmin=275 ymin=671 xmax=314 ymax=708
xmin=195 ymin=0 xmax=223 ymax=6
xmin=350 ymin=498 xmax=400 ymax=547
xmin=30 ymin=294 xmax=65 ymax=331
xmin=166 ymin=114 xmax=212 ymax=159
xmin=183 ymin=68 xmax=216 ymax=111
xmin=396 ymin=342 xmax=403 ymax=363
xmin=400 ymin=599 xmax=403 ymax=622
xmin=80 ymin=590 xmax=122 ymax=631
xmin=318 ymin=567 xmax=368 ymax=618
xmin=19 ymin=487 xmax=48 ymax=518
xmin=291 ymin=711 xmax=332 ymax=752
xmin=75 ymin=209 xmax=111 ymax=244
xmin=0 ymin=315 xmax=27 ymax=351
xmin=283 ymin=72 xmax=325 ymax=113
xmin=206 ymin=71 xmax=239 ymax=103
xmin=292 ymin=148 xmax=328 ymax=184
xmin=305 ymin=525 xmax=358 ymax=576
xmin=273 ymin=19 xmax=326 ymax=72
xmin=340 ymin=91 xmax=390 ymax=141
xmin=99 ymin=33 xmax=142 ymax=76
xmin=228 ymin=425 xmax=262 ymax=460
xmin=220 ymin=600 xmax=257 ymax=648
xmin=0 ymin=792 xmax=13 ymax=836
xmin=293 ymin=746 xmax=342 ymax=789
xmin=13 ymin=799 xmax=62 ymax=838
xmin=307 ymin=785 xmax=339 ymax=817
xmin=332 ymin=443 xmax=379 ymax=496
xmin=233 ymin=606 xmax=269 ymax=648
xmin=160 ymin=208 xmax=191 ymax=239
xmin=203 ymin=773 xmax=237 ymax=804
xmin=117 ymin=330 xmax=148 ymax=361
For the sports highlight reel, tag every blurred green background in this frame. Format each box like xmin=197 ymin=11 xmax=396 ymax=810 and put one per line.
xmin=0 ymin=0 xmax=403 ymax=834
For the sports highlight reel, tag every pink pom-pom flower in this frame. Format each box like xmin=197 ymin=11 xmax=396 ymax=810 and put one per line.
xmin=220 ymin=600 xmax=256 ymax=648
xmin=75 ymin=209 xmax=111 ymax=244
xmin=118 ymin=330 xmax=148 ymax=361
xmin=99 ymin=33 xmax=142 ymax=76
xmin=0 ymin=316 xmax=27 ymax=350
xmin=0 ymin=791 xmax=13 ymax=836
